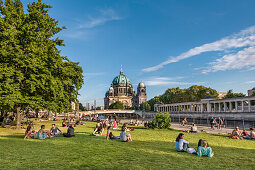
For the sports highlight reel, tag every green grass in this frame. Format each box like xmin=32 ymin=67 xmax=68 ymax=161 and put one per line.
xmin=0 ymin=121 xmax=254 ymax=169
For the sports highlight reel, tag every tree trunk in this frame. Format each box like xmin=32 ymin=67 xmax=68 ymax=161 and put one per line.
xmin=76 ymin=102 xmax=79 ymax=120
xmin=16 ymin=106 xmax=21 ymax=129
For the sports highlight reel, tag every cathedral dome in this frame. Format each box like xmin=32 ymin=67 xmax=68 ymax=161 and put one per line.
xmin=252 ymin=87 xmax=255 ymax=90
xmin=112 ymin=68 xmax=131 ymax=85
xmin=138 ymin=81 xmax=145 ymax=87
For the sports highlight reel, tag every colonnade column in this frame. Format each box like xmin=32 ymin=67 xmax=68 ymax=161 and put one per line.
xmin=235 ymin=101 xmax=238 ymax=111
xmin=241 ymin=101 xmax=244 ymax=112
xmin=224 ymin=102 xmax=227 ymax=112
xmin=229 ymin=102 xmax=232 ymax=112
xmin=248 ymin=100 xmax=251 ymax=112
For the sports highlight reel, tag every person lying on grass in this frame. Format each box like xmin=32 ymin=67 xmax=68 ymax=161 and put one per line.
xmin=176 ymin=133 xmax=190 ymax=152
xmin=50 ymin=124 xmax=62 ymax=136
xmin=197 ymin=140 xmax=214 ymax=157
xmin=63 ymin=124 xmax=75 ymax=137
xmin=120 ymin=126 xmax=132 ymax=142
xmin=38 ymin=125 xmax=52 ymax=139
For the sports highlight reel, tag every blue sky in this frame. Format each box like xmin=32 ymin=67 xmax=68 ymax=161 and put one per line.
xmin=21 ymin=0 xmax=255 ymax=106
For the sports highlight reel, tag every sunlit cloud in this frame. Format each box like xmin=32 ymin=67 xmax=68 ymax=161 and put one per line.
xmin=144 ymin=76 xmax=203 ymax=86
xmin=142 ymin=25 xmax=255 ymax=73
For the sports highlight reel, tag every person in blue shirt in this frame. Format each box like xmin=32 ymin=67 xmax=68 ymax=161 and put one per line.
xmin=50 ymin=124 xmax=62 ymax=135
xmin=197 ymin=140 xmax=214 ymax=157
xmin=176 ymin=133 xmax=190 ymax=152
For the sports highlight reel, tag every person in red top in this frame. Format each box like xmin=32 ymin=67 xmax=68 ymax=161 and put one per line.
xmin=242 ymin=129 xmax=249 ymax=136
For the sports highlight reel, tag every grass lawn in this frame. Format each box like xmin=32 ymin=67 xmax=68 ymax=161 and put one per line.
xmin=0 ymin=121 xmax=254 ymax=169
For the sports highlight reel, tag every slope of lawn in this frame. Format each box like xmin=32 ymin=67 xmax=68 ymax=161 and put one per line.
xmin=0 ymin=121 xmax=254 ymax=169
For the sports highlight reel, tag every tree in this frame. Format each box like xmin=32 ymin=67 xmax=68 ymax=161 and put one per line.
xmin=79 ymin=103 xmax=86 ymax=111
xmin=147 ymin=96 xmax=162 ymax=111
xmin=139 ymin=102 xmax=151 ymax=111
xmin=224 ymin=90 xmax=245 ymax=99
xmin=0 ymin=0 xmax=83 ymax=128
xmin=150 ymin=112 xmax=171 ymax=129
xmin=109 ymin=101 xmax=124 ymax=110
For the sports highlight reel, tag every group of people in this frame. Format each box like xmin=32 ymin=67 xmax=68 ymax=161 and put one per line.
xmin=231 ymin=126 xmax=255 ymax=140
xmin=24 ymin=123 xmax=75 ymax=139
xmin=210 ymin=117 xmax=224 ymax=129
xmin=176 ymin=133 xmax=214 ymax=157
xmin=91 ymin=119 xmax=133 ymax=142
xmin=92 ymin=119 xmax=119 ymax=136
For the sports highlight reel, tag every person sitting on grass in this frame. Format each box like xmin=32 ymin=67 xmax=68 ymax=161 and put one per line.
xmin=38 ymin=125 xmax=52 ymax=139
xmin=190 ymin=123 xmax=198 ymax=133
xmin=93 ymin=121 xmax=103 ymax=135
xmin=120 ymin=126 xmax=132 ymax=142
xmin=24 ymin=125 xmax=32 ymax=139
xmin=176 ymin=133 xmax=190 ymax=152
xmin=244 ymin=128 xmax=255 ymax=140
xmin=62 ymin=120 xmax=67 ymax=127
xmin=231 ymin=126 xmax=242 ymax=139
xmin=113 ymin=121 xmax=118 ymax=129
xmin=197 ymin=140 xmax=214 ymax=157
xmin=242 ymin=129 xmax=249 ymax=137
xmin=50 ymin=124 xmax=62 ymax=135
xmin=63 ymin=124 xmax=75 ymax=137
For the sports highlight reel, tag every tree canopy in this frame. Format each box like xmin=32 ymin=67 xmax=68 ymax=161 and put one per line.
xmin=109 ymin=101 xmax=124 ymax=110
xmin=147 ymin=85 xmax=218 ymax=111
xmin=139 ymin=102 xmax=151 ymax=111
xmin=223 ymin=90 xmax=245 ymax=99
xmin=0 ymin=0 xmax=84 ymax=127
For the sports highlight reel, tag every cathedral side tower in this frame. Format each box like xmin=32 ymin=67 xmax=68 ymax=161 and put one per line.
xmin=136 ymin=81 xmax=147 ymax=106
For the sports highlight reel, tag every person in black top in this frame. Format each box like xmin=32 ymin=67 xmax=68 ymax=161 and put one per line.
xmin=63 ymin=124 xmax=75 ymax=137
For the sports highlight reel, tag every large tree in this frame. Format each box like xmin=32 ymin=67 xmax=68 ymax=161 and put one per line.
xmin=0 ymin=0 xmax=83 ymax=128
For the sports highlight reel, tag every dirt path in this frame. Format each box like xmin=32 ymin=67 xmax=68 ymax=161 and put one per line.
xmin=171 ymin=122 xmax=234 ymax=135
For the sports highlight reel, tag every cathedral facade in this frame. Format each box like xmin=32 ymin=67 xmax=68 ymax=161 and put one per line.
xmin=104 ymin=68 xmax=147 ymax=109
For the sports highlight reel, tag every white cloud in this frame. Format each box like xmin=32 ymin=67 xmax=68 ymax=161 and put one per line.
xmin=144 ymin=77 xmax=203 ymax=86
xmin=142 ymin=25 xmax=255 ymax=72
xmin=244 ymin=81 xmax=255 ymax=84
xmin=79 ymin=9 xmax=122 ymax=29
xmin=202 ymin=46 xmax=255 ymax=73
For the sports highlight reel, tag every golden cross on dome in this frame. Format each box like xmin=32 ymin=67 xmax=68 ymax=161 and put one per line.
xmin=120 ymin=65 xmax=123 ymax=74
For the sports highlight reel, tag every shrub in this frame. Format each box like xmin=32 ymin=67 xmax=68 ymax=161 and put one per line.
xmin=150 ymin=112 xmax=171 ymax=129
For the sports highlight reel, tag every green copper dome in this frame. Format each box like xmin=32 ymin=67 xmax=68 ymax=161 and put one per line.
xmin=138 ymin=81 xmax=145 ymax=87
xmin=112 ymin=68 xmax=131 ymax=85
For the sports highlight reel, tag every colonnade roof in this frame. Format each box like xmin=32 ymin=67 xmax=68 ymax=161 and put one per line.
xmin=155 ymin=96 xmax=255 ymax=106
